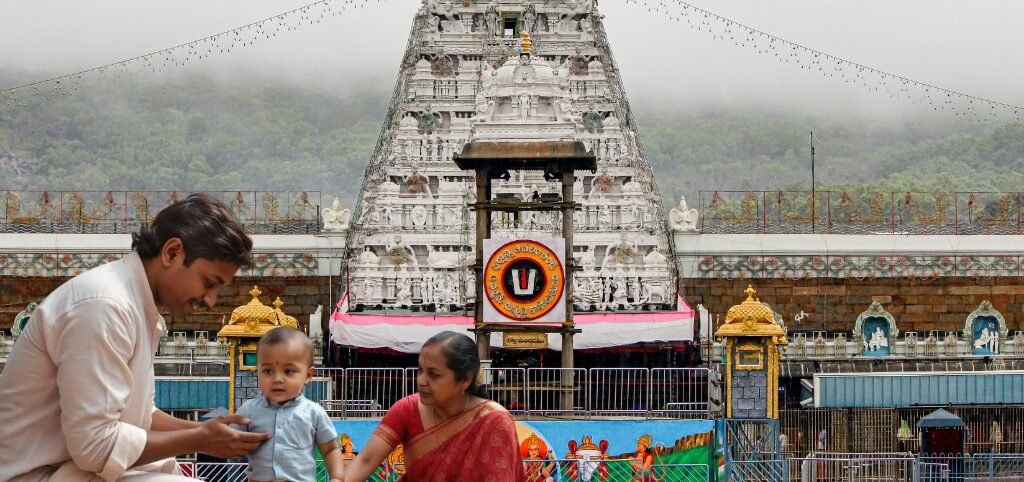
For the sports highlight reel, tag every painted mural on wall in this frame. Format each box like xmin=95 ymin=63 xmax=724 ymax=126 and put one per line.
xmin=319 ymin=419 xmax=715 ymax=481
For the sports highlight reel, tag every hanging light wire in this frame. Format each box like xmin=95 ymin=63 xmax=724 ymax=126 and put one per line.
xmin=627 ymin=0 xmax=1023 ymax=123
xmin=0 ymin=0 xmax=358 ymax=101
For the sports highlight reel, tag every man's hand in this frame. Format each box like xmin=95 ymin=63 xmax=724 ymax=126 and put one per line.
xmin=194 ymin=415 xmax=270 ymax=459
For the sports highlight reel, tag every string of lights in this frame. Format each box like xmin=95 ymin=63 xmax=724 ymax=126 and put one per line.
xmin=3 ymin=0 xmax=1021 ymax=124
xmin=626 ymin=0 xmax=1023 ymax=123
xmin=0 ymin=0 xmax=374 ymax=110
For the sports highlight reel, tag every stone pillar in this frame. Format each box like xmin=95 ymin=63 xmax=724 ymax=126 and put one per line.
xmin=715 ymin=285 xmax=788 ymax=419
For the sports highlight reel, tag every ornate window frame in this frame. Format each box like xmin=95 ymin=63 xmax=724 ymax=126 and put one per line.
xmin=963 ymin=300 xmax=1008 ymax=352
xmin=735 ymin=342 xmax=764 ymax=370
xmin=853 ymin=301 xmax=899 ymax=352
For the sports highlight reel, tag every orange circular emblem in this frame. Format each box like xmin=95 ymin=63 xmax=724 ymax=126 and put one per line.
xmin=485 ymin=240 xmax=564 ymax=321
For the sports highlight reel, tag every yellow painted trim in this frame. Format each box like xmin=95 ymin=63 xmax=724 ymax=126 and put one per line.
xmin=237 ymin=342 xmax=259 ymax=372
xmin=734 ymin=342 xmax=764 ymax=371
xmin=228 ymin=341 xmax=236 ymax=414
xmin=768 ymin=344 xmax=781 ymax=420
xmin=724 ymin=338 xmax=734 ymax=418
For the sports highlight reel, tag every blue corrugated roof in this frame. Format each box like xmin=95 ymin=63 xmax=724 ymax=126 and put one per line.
xmin=814 ymin=371 xmax=1024 ymax=408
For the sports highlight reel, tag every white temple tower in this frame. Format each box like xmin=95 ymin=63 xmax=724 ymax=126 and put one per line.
xmin=342 ymin=0 xmax=678 ymax=319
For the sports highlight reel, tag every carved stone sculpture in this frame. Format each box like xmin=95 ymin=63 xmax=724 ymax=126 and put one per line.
xmin=322 ymin=197 xmax=351 ymax=232
xmin=669 ymin=194 xmax=699 ymax=232
xmin=395 ymin=276 xmax=413 ymax=306
xmin=386 ymin=236 xmax=418 ymax=269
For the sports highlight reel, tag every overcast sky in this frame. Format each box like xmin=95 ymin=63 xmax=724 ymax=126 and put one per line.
xmin=1 ymin=0 xmax=1021 ymax=117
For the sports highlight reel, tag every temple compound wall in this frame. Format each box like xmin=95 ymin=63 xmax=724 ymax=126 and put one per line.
xmin=683 ymin=277 xmax=1024 ymax=336
xmin=0 ymin=275 xmax=335 ymax=333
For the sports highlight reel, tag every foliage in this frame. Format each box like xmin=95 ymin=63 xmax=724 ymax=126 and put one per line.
xmin=1 ymin=72 xmax=1022 ymax=211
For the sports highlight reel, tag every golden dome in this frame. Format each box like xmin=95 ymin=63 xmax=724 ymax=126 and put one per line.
xmin=716 ymin=285 xmax=786 ymax=338
xmin=273 ymin=297 xmax=299 ymax=329
xmin=217 ymin=286 xmax=281 ymax=338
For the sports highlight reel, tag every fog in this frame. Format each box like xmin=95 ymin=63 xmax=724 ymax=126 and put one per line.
xmin=2 ymin=0 xmax=1021 ymax=118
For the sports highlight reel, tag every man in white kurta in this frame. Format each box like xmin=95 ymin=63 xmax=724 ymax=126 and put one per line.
xmin=0 ymin=193 xmax=267 ymax=482
xmin=0 ymin=253 xmax=187 ymax=481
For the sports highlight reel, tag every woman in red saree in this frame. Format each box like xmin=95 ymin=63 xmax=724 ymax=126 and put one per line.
xmin=344 ymin=332 xmax=526 ymax=482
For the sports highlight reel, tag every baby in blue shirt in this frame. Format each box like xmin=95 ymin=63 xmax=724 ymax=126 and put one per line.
xmin=235 ymin=327 xmax=344 ymax=482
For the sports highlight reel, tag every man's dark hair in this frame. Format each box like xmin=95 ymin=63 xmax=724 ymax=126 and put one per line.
xmin=132 ymin=193 xmax=253 ymax=269
xmin=258 ymin=327 xmax=315 ymax=366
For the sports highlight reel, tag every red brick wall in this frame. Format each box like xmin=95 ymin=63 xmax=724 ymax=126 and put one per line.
xmin=680 ymin=277 xmax=1024 ymax=334
xmin=0 ymin=277 xmax=338 ymax=334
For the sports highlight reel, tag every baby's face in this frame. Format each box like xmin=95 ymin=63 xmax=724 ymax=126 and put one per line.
xmin=257 ymin=341 xmax=313 ymax=404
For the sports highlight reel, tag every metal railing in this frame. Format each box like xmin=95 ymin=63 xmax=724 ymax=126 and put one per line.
xmin=311 ymin=367 xmax=714 ymax=419
xmin=700 ymin=190 xmax=1024 ymax=235
xmin=783 ymin=454 xmax=1024 ymax=482
xmin=0 ymin=190 xmax=321 ymax=234
xmin=786 ymin=454 xmax=916 ymax=482
xmin=184 ymin=460 xmax=709 ymax=482
xmin=918 ymin=453 xmax=1024 ymax=482
xmin=781 ymin=406 xmax=1024 ymax=455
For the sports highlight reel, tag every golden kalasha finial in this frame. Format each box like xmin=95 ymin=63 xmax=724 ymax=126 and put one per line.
xmin=521 ymin=31 xmax=532 ymax=55
xmin=273 ymin=297 xmax=284 ymax=310
xmin=744 ymin=284 xmax=756 ymax=302
xmin=250 ymin=286 xmax=262 ymax=299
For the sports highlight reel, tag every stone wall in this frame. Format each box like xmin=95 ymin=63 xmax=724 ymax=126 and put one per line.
xmin=730 ymin=369 xmax=768 ymax=418
xmin=0 ymin=276 xmax=338 ymax=333
xmin=683 ymin=277 xmax=1024 ymax=335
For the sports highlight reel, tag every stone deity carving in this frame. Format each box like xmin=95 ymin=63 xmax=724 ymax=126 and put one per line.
xmin=612 ymin=274 xmax=629 ymax=305
xmin=322 ymin=197 xmax=351 ymax=232
xmin=604 ymin=234 xmax=637 ymax=268
xmin=436 ymin=0 xmax=464 ymax=33
xmin=555 ymin=94 xmax=580 ymax=123
xmin=410 ymin=205 xmax=428 ymax=227
xmin=404 ymin=168 xmax=433 ymax=198
xmin=357 ymin=246 xmax=380 ymax=266
xmin=465 ymin=271 xmax=476 ymax=301
xmin=588 ymin=169 xmax=613 ymax=200
xmin=669 ymin=194 xmax=699 ymax=232
xmin=579 ymin=245 xmax=597 ymax=272
xmin=521 ymin=3 xmax=538 ymax=33
xmin=427 ymin=245 xmax=459 ymax=269
xmin=643 ymin=247 xmax=668 ymax=269
xmin=422 ymin=271 xmax=435 ymax=303
xmin=865 ymin=327 xmax=889 ymax=352
xmin=974 ymin=327 xmax=999 ymax=353
xmin=395 ymin=276 xmax=413 ymax=306
xmin=597 ymin=205 xmax=612 ymax=227
xmin=484 ymin=3 xmax=500 ymax=36
xmin=386 ymin=235 xmax=419 ymax=269
xmin=517 ymin=91 xmax=532 ymax=119
xmin=472 ymin=92 xmax=493 ymax=121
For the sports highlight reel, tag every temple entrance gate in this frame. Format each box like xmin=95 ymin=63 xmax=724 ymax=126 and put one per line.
xmin=454 ymin=140 xmax=595 ymax=412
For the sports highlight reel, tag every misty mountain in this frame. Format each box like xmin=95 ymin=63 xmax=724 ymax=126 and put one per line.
xmin=1 ymin=73 xmax=1022 ymax=211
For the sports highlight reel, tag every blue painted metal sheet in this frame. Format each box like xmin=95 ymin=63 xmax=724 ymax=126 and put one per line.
xmin=155 ymin=377 xmax=334 ymax=410
xmin=155 ymin=378 xmax=229 ymax=410
xmin=814 ymin=371 xmax=1024 ymax=408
